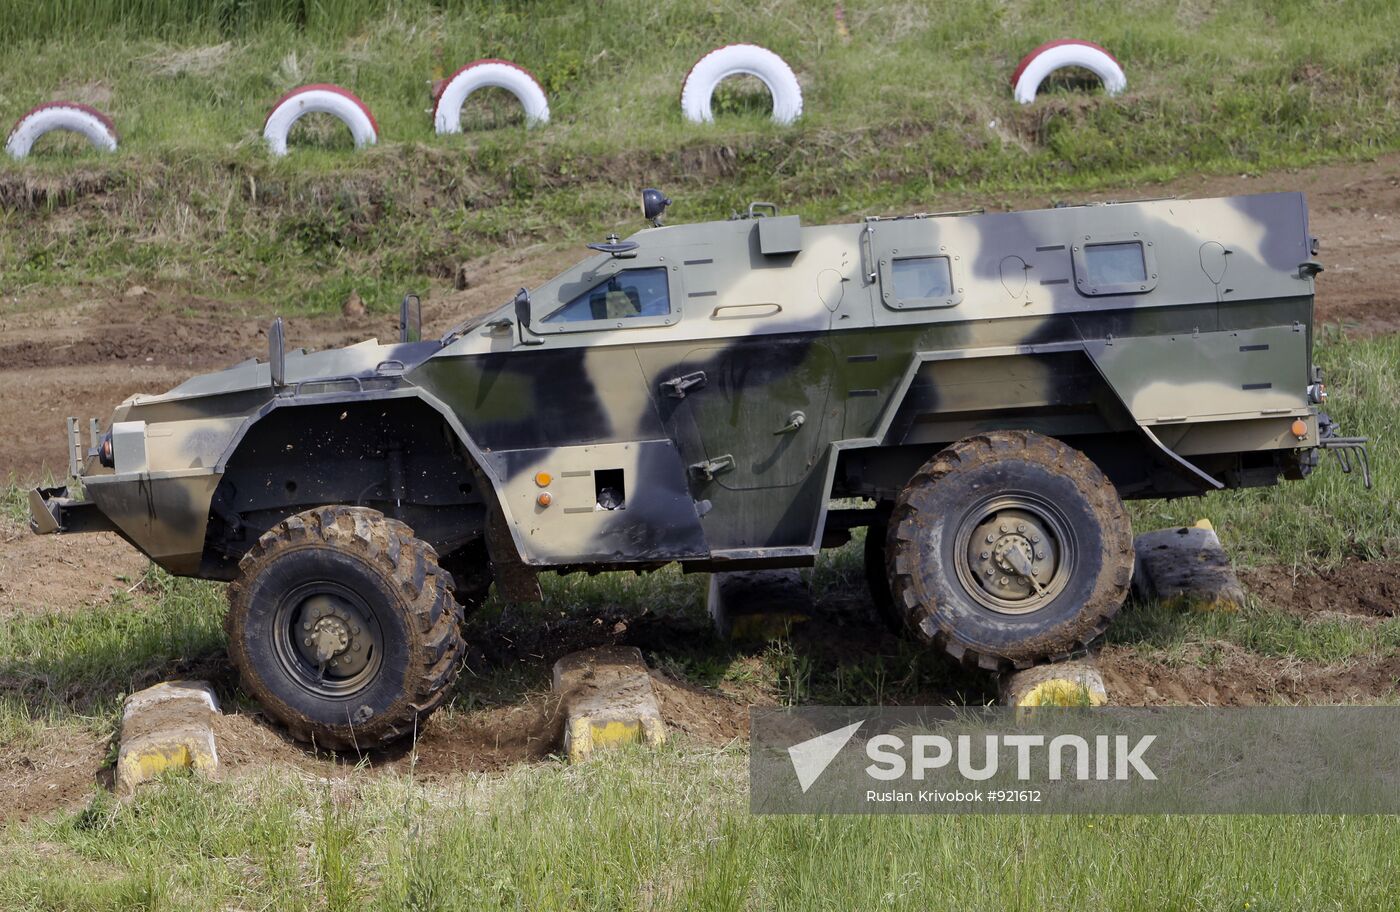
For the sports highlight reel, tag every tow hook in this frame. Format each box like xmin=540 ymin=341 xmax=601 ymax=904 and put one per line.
xmin=1316 ymin=413 xmax=1372 ymax=489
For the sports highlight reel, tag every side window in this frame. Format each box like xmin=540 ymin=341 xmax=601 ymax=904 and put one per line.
xmin=880 ymin=250 xmax=962 ymax=310
xmin=1084 ymin=242 xmax=1146 ymax=285
xmin=1073 ymin=239 xmax=1156 ymax=295
xmin=543 ymin=267 xmax=670 ymax=323
xmin=892 ymin=256 xmax=953 ymax=300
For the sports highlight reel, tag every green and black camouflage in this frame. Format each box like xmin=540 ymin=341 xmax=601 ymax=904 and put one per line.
xmin=32 ymin=190 xmax=1362 ymax=639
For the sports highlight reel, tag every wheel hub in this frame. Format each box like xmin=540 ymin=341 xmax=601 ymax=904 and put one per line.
xmin=309 ymin=617 xmax=349 ymax=662
xmin=294 ymin=594 xmax=374 ymax=678
xmin=964 ymin=507 xmax=1063 ymax=611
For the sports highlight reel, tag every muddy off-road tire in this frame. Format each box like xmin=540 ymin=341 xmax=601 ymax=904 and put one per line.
xmin=226 ymin=506 xmax=464 ymax=750
xmin=887 ymin=431 xmax=1133 ymax=671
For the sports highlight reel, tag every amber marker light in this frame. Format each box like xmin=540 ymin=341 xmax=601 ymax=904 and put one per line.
xmin=537 ymin=492 xmax=553 ymax=507
xmin=1291 ymin=419 xmax=1308 ymax=439
xmin=535 ymin=471 xmax=552 ymax=487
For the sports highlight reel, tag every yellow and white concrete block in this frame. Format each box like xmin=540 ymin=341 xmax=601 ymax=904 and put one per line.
xmin=1133 ymin=518 xmax=1246 ymax=612
xmin=116 ymin=680 xmax=220 ymax=793
xmin=1000 ymin=661 xmax=1109 ymax=708
xmin=552 ymin=646 xmax=666 ymax=763
xmin=707 ymin=569 xmax=811 ymax=642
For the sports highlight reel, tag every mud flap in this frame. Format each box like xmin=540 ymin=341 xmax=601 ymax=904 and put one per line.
xmin=481 ymin=482 xmax=542 ymax=603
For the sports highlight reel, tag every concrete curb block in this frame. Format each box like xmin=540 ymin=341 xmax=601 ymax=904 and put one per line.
xmin=116 ymin=680 xmax=220 ymax=793
xmin=553 ymin=646 xmax=665 ymax=763
xmin=707 ymin=569 xmax=811 ymax=642
xmin=1000 ymin=661 xmax=1108 ymax=707
xmin=1133 ymin=519 xmax=1246 ymax=612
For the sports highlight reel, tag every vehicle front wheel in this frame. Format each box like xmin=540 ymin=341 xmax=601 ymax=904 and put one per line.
xmin=886 ymin=431 xmax=1133 ymax=670
xmin=226 ymin=505 xmax=465 ymax=749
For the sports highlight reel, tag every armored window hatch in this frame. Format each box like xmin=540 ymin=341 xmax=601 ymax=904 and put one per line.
xmin=892 ymin=256 xmax=953 ymax=301
xmin=1072 ymin=236 xmax=1158 ymax=295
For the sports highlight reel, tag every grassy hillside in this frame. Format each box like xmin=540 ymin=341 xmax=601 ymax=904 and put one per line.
xmin=4 ymin=0 xmax=1400 ymax=312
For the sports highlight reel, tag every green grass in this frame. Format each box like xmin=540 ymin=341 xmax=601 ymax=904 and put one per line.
xmin=0 ymin=571 xmax=225 ymax=725
xmin=1 ymin=754 xmax=1397 ymax=911
xmin=5 ymin=1 xmax=1400 ymax=311
xmin=1110 ymin=600 xmax=1400 ymax=664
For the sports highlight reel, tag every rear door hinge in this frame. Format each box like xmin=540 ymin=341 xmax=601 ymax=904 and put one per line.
xmin=689 ymin=454 xmax=734 ymax=481
xmin=661 ymin=370 xmax=707 ymax=399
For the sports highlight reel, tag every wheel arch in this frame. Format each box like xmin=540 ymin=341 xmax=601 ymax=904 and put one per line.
xmin=834 ymin=346 xmax=1203 ymax=501
xmin=201 ymin=387 xmax=526 ymax=579
xmin=878 ymin=347 xmax=1137 ymax=448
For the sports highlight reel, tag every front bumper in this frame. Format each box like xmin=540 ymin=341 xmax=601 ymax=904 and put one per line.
xmin=28 ymin=485 xmax=117 ymax=535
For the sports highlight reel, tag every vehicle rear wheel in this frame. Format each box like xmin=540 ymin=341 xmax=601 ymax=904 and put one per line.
xmin=226 ymin=505 xmax=464 ymax=749
xmin=886 ymin=431 xmax=1133 ymax=670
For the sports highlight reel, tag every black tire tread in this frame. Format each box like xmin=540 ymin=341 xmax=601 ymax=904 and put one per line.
xmin=226 ymin=505 xmax=466 ymax=749
xmin=886 ymin=430 xmax=1133 ymax=671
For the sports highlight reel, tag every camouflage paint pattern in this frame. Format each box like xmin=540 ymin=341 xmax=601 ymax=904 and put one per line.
xmin=36 ymin=192 xmax=1325 ymax=577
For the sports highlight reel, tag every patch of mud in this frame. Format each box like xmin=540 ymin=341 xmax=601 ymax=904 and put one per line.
xmin=0 ymin=292 xmax=397 ymax=373
xmin=1240 ymin=561 xmax=1400 ymax=620
xmin=1 ymin=363 xmax=206 ymax=480
xmin=0 ymin=728 xmax=109 ymax=825
xmin=1099 ymin=644 xmax=1400 ymax=706
xmin=212 ymin=669 xmax=749 ymax=783
xmin=650 ymin=671 xmax=750 ymax=746
xmin=212 ymin=694 xmax=561 ymax=781
xmin=0 ymin=519 xmax=149 ymax=618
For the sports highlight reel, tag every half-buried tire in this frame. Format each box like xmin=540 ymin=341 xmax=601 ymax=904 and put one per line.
xmin=680 ymin=43 xmax=803 ymax=125
xmin=6 ymin=102 xmax=118 ymax=160
xmin=226 ymin=505 xmax=464 ymax=750
xmin=433 ymin=59 xmax=550 ymax=132
xmin=1011 ymin=39 xmax=1126 ymax=105
xmin=886 ymin=431 xmax=1133 ymax=671
xmin=262 ymin=83 xmax=378 ymax=157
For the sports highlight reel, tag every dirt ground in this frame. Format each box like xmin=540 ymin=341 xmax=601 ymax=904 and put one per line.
xmin=0 ymin=667 xmax=752 ymax=825
xmin=4 ymin=156 xmax=1400 ymax=822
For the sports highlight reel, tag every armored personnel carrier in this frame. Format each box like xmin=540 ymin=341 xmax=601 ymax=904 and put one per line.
xmin=33 ymin=190 xmax=1367 ymax=746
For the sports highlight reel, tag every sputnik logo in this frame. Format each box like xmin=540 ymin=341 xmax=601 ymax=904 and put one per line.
xmin=787 ymin=720 xmax=864 ymax=793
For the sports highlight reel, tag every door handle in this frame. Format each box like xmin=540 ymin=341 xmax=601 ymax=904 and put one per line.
xmin=661 ymin=370 xmax=707 ymax=399
xmin=689 ymin=454 xmax=735 ymax=481
xmin=773 ymin=410 xmax=806 ymax=435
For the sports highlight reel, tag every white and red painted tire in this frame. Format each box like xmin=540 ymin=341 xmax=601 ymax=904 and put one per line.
xmin=681 ymin=44 xmax=803 ymax=125
xmin=6 ymin=102 xmax=118 ymax=160
xmin=433 ymin=59 xmax=550 ymax=133
xmin=262 ymin=84 xmax=378 ymax=157
xmin=1012 ymin=39 xmax=1126 ymax=105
